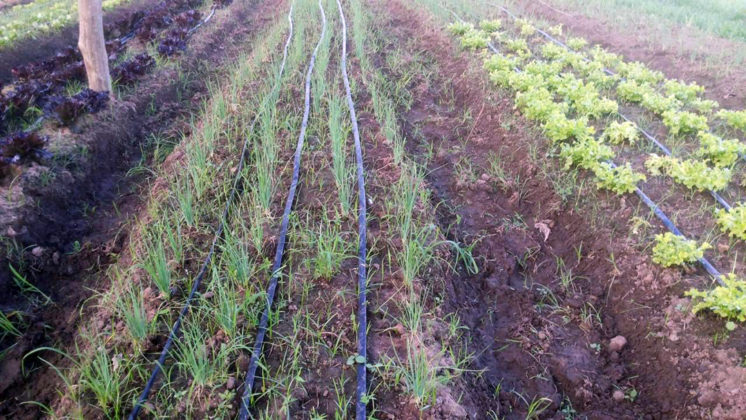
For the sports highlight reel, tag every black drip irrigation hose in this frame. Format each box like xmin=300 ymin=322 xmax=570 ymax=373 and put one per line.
xmin=119 ymin=15 xmax=145 ymax=44
xmin=612 ymin=161 xmax=724 ymax=283
xmin=492 ymin=2 xmax=746 ymax=169
xmin=126 ymin=3 xmax=296 ymax=418
xmin=446 ymin=7 xmax=726 ymax=286
xmin=238 ymin=1 xmax=327 ymax=418
xmin=335 ymin=0 xmax=368 ymax=418
xmin=188 ymin=4 xmax=218 ymax=34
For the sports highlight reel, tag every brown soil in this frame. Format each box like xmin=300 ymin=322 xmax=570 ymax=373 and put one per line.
xmin=514 ymin=1 xmax=746 ymax=110
xmin=371 ymin=0 xmax=746 ymax=418
xmin=244 ymin=20 xmax=426 ymax=418
xmin=3 ymin=0 xmax=746 ymax=418
xmin=0 ymin=0 xmax=282 ymax=416
xmin=353 ymin=51 xmax=467 ymax=419
xmin=244 ymin=7 xmax=475 ymax=418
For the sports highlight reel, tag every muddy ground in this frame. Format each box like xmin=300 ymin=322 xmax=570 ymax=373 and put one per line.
xmin=372 ymin=0 xmax=746 ymax=417
xmin=0 ymin=0 xmax=284 ymax=415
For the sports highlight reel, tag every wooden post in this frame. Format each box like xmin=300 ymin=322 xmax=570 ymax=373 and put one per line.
xmin=78 ymin=0 xmax=111 ymax=92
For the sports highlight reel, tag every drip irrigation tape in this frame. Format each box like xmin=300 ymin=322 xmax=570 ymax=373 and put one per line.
xmin=127 ymin=3 xmax=296 ymax=418
xmin=607 ymin=161 xmax=725 ymax=284
xmin=335 ymin=0 xmax=368 ymax=418
xmin=448 ymin=6 xmax=725 ymax=285
xmin=119 ymin=17 xmax=143 ymax=44
xmin=238 ymin=1 xmax=327 ymax=418
xmin=188 ymin=5 xmax=217 ymax=34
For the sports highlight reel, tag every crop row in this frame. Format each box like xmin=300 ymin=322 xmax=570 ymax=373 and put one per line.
xmin=448 ymin=17 xmax=746 ymax=321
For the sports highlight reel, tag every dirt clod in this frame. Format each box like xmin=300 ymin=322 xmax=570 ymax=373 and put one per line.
xmin=237 ymin=354 xmax=249 ymax=374
xmin=437 ymin=389 xmax=468 ymax=418
xmin=609 ymin=335 xmax=627 ymax=352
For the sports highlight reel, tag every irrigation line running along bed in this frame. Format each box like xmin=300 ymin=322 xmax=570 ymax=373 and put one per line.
xmin=126 ymin=3 xmax=296 ymax=418
xmin=335 ymin=0 xmax=369 ymax=417
xmin=238 ymin=1 xmax=327 ymax=418
xmin=489 ymin=2 xmax=738 ymax=212
xmin=445 ymin=7 xmax=727 ymax=286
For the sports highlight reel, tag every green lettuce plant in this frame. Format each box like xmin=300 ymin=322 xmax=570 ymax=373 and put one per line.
xmin=652 ymin=232 xmax=710 ymax=267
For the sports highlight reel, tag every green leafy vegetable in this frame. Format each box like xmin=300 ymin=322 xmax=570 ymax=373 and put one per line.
xmin=447 ymin=22 xmax=473 ymax=36
xmin=686 ymin=274 xmax=746 ymax=322
xmin=592 ymin=162 xmax=645 ymax=194
xmin=515 ymin=89 xmax=567 ymax=123
xmin=663 ymin=79 xmax=704 ymax=103
xmin=717 ymin=109 xmax=746 ymax=132
xmin=516 ymin=18 xmax=536 ymax=36
xmin=646 ymin=154 xmax=732 ymax=191
xmin=560 ymin=137 xmax=615 ymax=170
xmin=540 ymin=42 xmax=566 ymax=60
xmin=460 ymin=29 xmax=490 ymax=50
xmin=589 ymin=45 xmax=621 ymax=68
xmin=690 ymin=98 xmax=718 ymax=114
xmin=617 ymin=80 xmax=655 ymax=104
xmin=505 ymin=38 xmax=531 ymax=57
xmin=661 ymin=110 xmax=709 ymax=136
xmin=715 ymin=204 xmax=746 ymax=240
xmin=695 ymin=131 xmax=745 ymax=167
xmin=566 ymin=37 xmax=588 ymax=50
xmin=652 ymin=232 xmax=710 ymax=267
xmin=479 ymin=19 xmax=501 ymax=32
xmin=640 ymin=92 xmax=680 ymax=115
xmin=616 ymin=61 xmax=663 ymax=84
xmin=602 ymin=121 xmax=638 ymax=145
xmin=547 ymin=24 xmax=563 ymax=37
xmin=542 ymin=114 xmax=595 ymax=143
